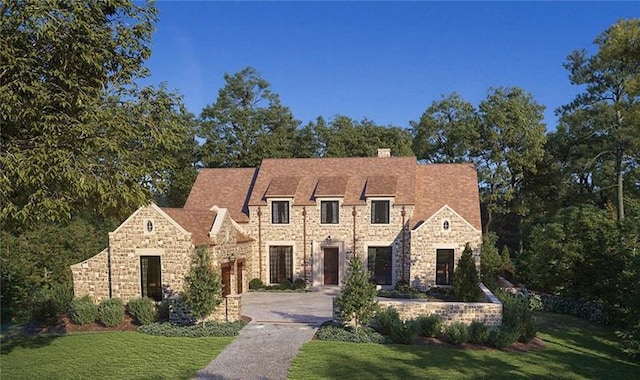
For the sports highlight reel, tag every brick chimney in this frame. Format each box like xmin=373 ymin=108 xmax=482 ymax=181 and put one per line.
xmin=377 ymin=148 xmax=391 ymax=158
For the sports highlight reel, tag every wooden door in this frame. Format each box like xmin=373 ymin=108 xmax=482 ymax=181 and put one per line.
xmin=222 ymin=265 xmax=231 ymax=296
xmin=236 ymin=261 xmax=244 ymax=294
xmin=323 ymin=247 xmax=339 ymax=285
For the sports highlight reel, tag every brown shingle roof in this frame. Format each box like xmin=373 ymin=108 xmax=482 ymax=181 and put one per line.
xmin=412 ymin=163 xmax=482 ymax=230
xmin=183 ymin=168 xmax=257 ymax=223
xmin=364 ymin=176 xmax=398 ymax=197
xmin=314 ymin=176 xmax=349 ymax=197
xmin=264 ymin=177 xmax=300 ymax=197
xmin=161 ymin=208 xmax=217 ymax=246
xmin=248 ymin=157 xmax=417 ymax=206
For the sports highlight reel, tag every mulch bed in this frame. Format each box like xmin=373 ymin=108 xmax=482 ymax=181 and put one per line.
xmin=14 ymin=315 xmax=140 ymax=337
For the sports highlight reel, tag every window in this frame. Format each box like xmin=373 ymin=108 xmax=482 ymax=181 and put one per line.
xmin=269 ymin=246 xmax=293 ymax=284
xmin=145 ymin=220 xmax=154 ymax=233
xmin=271 ymin=201 xmax=289 ymax=224
xmin=368 ymin=246 xmax=392 ymax=285
xmin=321 ymin=201 xmax=339 ymax=224
xmin=371 ymin=200 xmax=390 ymax=224
xmin=140 ymin=256 xmax=162 ymax=301
xmin=442 ymin=220 xmax=450 ymax=231
xmin=436 ymin=249 xmax=454 ymax=285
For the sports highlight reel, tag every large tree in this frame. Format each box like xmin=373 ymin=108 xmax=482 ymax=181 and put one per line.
xmin=559 ymin=18 xmax=640 ymax=222
xmin=0 ymin=0 xmax=194 ymax=229
xmin=198 ymin=67 xmax=300 ymax=168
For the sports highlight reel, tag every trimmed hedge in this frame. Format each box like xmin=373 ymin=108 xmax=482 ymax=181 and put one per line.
xmin=446 ymin=322 xmax=470 ymax=346
xmin=127 ymin=297 xmax=156 ymax=325
xmin=98 ymin=298 xmax=125 ymax=327
xmin=138 ymin=320 xmax=247 ymax=337
xmin=468 ymin=321 xmax=490 ymax=344
xmin=70 ymin=295 xmax=98 ymax=325
xmin=415 ymin=314 xmax=444 ymax=337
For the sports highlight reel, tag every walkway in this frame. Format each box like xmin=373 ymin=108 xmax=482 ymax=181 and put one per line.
xmin=194 ymin=287 xmax=338 ymax=380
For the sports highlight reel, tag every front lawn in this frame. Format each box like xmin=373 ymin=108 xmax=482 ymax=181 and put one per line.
xmin=290 ymin=312 xmax=639 ymax=379
xmin=1 ymin=331 xmax=232 ymax=379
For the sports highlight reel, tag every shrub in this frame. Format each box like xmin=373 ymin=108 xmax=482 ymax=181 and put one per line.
xmin=31 ymin=283 xmax=73 ymax=326
xmin=480 ymin=232 xmax=501 ymax=291
xmin=394 ymin=279 xmax=411 ymax=292
xmin=293 ymin=278 xmax=306 ymax=290
xmin=453 ymin=243 xmax=482 ymax=302
xmin=70 ymin=295 xmax=98 ymax=325
xmin=249 ymin=278 xmax=263 ymax=290
xmin=390 ymin=319 xmax=417 ymax=344
xmin=138 ymin=320 xmax=247 ymax=337
xmin=182 ymin=248 xmax=223 ymax=324
xmin=496 ymin=289 xmax=538 ymax=342
xmin=280 ymin=279 xmax=293 ymax=290
xmin=98 ymin=298 xmax=125 ymax=327
xmin=415 ymin=314 xmax=444 ymax=337
xmin=489 ymin=326 xmax=518 ymax=349
xmin=315 ymin=323 xmax=385 ymax=343
xmin=373 ymin=307 xmax=401 ymax=336
xmin=446 ymin=322 xmax=470 ymax=346
xmin=335 ymin=255 xmax=378 ymax=331
xmin=157 ymin=300 xmax=170 ymax=321
xmin=468 ymin=321 xmax=490 ymax=344
xmin=127 ymin=297 xmax=156 ymax=325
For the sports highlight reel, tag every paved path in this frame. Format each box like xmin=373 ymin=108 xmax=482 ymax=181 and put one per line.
xmin=194 ymin=288 xmax=338 ymax=380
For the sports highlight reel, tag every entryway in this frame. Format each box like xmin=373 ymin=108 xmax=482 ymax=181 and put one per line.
xmin=323 ymin=247 xmax=339 ymax=285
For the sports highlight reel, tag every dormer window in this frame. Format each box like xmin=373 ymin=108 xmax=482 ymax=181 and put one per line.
xmin=321 ymin=200 xmax=339 ymax=224
xmin=272 ymin=201 xmax=290 ymax=224
xmin=371 ymin=200 xmax=390 ymax=224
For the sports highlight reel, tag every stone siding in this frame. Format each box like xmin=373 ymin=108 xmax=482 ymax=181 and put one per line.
xmin=244 ymin=202 xmax=414 ymax=287
xmin=409 ymin=206 xmax=481 ymax=290
xmin=169 ymin=294 xmax=242 ymax=325
xmin=70 ymin=248 xmax=110 ymax=302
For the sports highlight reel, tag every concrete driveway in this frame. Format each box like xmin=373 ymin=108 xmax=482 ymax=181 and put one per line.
xmin=241 ymin=286 xmax=338 ymax=326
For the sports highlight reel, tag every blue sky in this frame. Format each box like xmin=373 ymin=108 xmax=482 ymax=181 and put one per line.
xmin=144 ymin=1 xmax=639 ymax=131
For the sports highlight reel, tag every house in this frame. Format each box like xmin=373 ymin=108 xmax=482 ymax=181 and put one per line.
xmin=71 ymin=149 xmax=482 ymax=306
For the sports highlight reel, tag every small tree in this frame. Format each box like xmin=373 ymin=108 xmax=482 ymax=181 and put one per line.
xmin=453 ymin=243 xmax=482 ymax=302
xmin=335 ymin=254 xmax=378 ymax=332
xmin=181 ymin=247 xmax=223 ymax=325
xmin=480 ymin=232 xmax=501 ymax=290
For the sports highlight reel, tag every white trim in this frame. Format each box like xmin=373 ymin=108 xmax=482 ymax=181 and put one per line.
xmin=264 ymin=241 xmax=296 ymax=285
xmin=415 ymin=204 xmax=479 ymax=232
xmin=369 ymin=197 xmax=394 ymax=225
xmin=318 ymin=198 xmax=342 ymax=225
xmin=268 ymin=198 xmax=292 ymax=225
xmin=209 ymin=208 xmax=227 ymax=236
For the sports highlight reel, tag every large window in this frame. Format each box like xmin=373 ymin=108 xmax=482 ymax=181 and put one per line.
xmin=140 ymin=256 xmax=162 ymax=301
xmin=272 ymin=201 xmax=289 ymax=224
xmin=269 ymin=246 xmax=293 ymax=284
xmin=321 ymin=200 xmax=339 ymax=224
xmin=371 ymin=200 xmax=390 ymax=224
xmin=368 ymin=246 xmax=392 ymax=285
xmin=436 ymin=249 xmax=454 ymax=285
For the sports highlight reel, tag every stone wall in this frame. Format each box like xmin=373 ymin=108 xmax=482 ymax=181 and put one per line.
xmin=376 ymin=284 xmax=502 ymax=326
xmin=244 ymin=202 xmax=414 ymax=287
xmin=70 ymin=248 xmax=110 ymax=302
xmin=409 ymin=206 xmax=482 ymax=290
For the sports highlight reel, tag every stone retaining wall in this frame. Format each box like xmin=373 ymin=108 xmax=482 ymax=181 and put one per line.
xmin=335 ymin=284 xmax=502 ymax=327
xmin=169 ymin=294 xmax=243 ymax=325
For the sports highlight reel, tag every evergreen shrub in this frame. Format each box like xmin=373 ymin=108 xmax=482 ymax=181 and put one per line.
xmin=446 ymin=322 xmax=470 ymax=345
xmin=70 ymin=295 xmax=98 ymax=325
xmin=98 ymin=298 xmax=125 ymax=327
xmin=415 ymin=314 xmax=444 ymax=337
xmin=127 ymin=297 xmax=156 ymax=325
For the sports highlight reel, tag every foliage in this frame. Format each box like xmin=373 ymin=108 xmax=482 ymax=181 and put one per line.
xmin=452 ymin=243 xmax=482 ymax=302
xmin=198 ymin=66 xmax=300 ymax=168
xmin=98 ymin=298 xmax=125 ymax=327
xmin=293 ymin=278 xmax=307 ymax=290
xmin=445 ymin=322 xmax=470 ymax=346
xmin=181 ymin=248 xmax=223 ymax=324
xmin=0 ymin=217 xmax=112 ymax=322
xmin=70 ymin=295 xmax=98 ymax=325
xmin=495 ymin=290 xmax=538 ymax=343
xmin=127 ymin=297 xmax=157 ymax=326
xmin=415 ymin=314 xmax=444 ymax=338
xmin=315 ymin=322 xmax=385 ymax=343
xmin=489 ymin=326 xmax=518 ymax=349
xmin=389 ymin=319 xmax=417 ymax=345
xmin=0 ymin=331 xmax=233 ymax=379
xmin=394 ymin=279 xmax=411 ymax=292
xmin=248 ymin=278 xmax=263 ymax=290
xmin=539 ymin=293 xmax=609 ymax=325
xmin=0 ymin=0 xmax=195 ymax=229
xmin=372 ymin=307 xmax=401 ymax=336
xmin=480 ymin=232 xmax=501 ymax=290
xmin=335 ymin=254 xmax=379 ymax=331
xmin=279 ymin=279 xmax=293 ymax=290
xmin=468 ymin=321 xmax=491 ymax=344
xmin=137 ymin=320 xmax=246 ymax=337
xmin=30 ymin=283 xmax=73 ymax=326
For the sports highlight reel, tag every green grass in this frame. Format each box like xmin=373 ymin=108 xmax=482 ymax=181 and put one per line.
xmin=1 ymin=331 xmax=232 ymax=379
xmin=290 ymin=312 xmax=640 ymax=379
